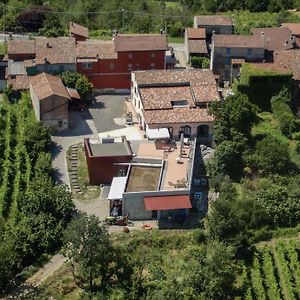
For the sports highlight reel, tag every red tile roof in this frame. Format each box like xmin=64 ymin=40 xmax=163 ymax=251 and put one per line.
xmin=194 ymin=15 xmax=233 ymax=26
xmin=35 ymin=37 xmax=76 ymax=65
xmin=7 ymin=39 xmax=35 ymax=55
xmin=281 ymin=23 xmax=300 ymax=36
xmin=29 ymin=73 xmax=70 ymax=100
xmin=140 ymin=86 xmax=195 ymax=110
xmin=143 ymin=107 xmax=214 ymax=124
xmin=144 ymin=195 xmax=192 ymax=211
xmin=113 ymin=34 xmax=168 ymax=52
xmin=7 ymin=74 xmax=29 ymax=90
xmin=186 ymin=28 xmax=206 ymax=39
xmin=134 ymin=69 xmax=219 ymax=125
xmin=69 ymin=22 xmax=89 ymax=38
xmin=251 ymin=27 xmax=294 ymax=51
xmin=188 ymin=39 xmax=207 ymax=54
xmin=213 ymin=34 xmax=264 ymax=48
xmin=76 ymin=40 xmax=117 ymax=60
xmin=66 ymin=87 xmax=81 ymax=100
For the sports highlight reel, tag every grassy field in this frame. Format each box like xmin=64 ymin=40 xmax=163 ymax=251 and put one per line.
xmin=165 ymin=1 xmax=181 ymax=9
xmin=252 ymin=112 xmax=300 ymax=168
xmin=39 ymin=229 xmax=197 ymax=299
xmin=167 ymin=36 xmax=184 ymax=43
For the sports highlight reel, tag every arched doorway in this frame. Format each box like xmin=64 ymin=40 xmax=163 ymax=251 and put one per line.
xmin=179 ymin=125 xmax=191 ymax=138
xmin=197 ymin=124 xmax=209 ymax=138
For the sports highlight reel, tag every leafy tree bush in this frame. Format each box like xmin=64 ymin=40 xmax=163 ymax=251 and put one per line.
xmin=190 ymin=56 xmax=210 ymax=69
xmin=63 ymin=214 xmax=131 ymax=292
xmin=271 ymin=88 xmax=300 ymax=138
xmin=60 ymin=71 xmax=93 ymax=101
xmin=246 ymin=135 xmax=290 ymax=175
xmin=210 ymin=93 xmax=257 ymax=145
xmin=39 ymin=14 xmax=65 ymax=37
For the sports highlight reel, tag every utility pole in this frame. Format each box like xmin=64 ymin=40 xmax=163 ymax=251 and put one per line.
xmin=122 ymin=9 xmax=125 ymax=32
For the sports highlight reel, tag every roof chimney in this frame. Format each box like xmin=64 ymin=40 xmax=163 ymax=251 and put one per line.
xmin=261 ymin=31 xmax=264 ymax=36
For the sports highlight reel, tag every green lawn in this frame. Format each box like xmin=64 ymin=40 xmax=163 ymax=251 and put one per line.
xmin=167 ymin=36 xmax=184 ymax=43
xmin=165 ymin=1 xmax=181 ymax=9
xmin=67 ymin=143 xmax=101 ymax=201
xmin=0 ymin=42 xmax=7 ymax=55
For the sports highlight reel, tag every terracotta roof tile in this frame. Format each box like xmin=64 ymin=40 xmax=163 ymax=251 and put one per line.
xmin=281 ymin=23 xmax=300 ymax=36
xmin=143 ymin=107 xmax=214 ymax=124
xmin=140 ymin=86 xmax=195 ymax=110
xmin=188 ymin=39 xmax=207 ymax=54
xmin=251 ymin=27 xmax=294 ymax=51
xmin=186 ymin=28 xmax=206 ymax=39
xmin=35 ymin=37 xmax=76 ymax=65
xmin=7 ymin=74 xmax=29 ymax=90
xmin=213 ymin=34 xmax=264 ymax=48
xmin=114 ymin=34 xmax=168 ymax=52
xmin=194 ymin=15 xmax=233 ymax=26
xmin=7 ymin=39 xmax=35 ymax=55
xmin=69 ymin=22 xmax=89 ymax=38
xmin=66 ymin=87 xmax=81 ymax=99
xmin=134 ymin=69 xmax=219 ymax=125
xmin=76 ymin=40 xmax=117 ymax=59
xmin=29 ymin=72 xmax=70 ymax=100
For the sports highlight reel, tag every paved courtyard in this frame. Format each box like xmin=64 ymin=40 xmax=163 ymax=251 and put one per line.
xmin=89 ymin=95 xmax=127 ymax=133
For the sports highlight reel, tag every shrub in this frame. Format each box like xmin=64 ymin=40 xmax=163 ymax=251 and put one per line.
xmin=190 ymin=56 xmax=210 ymax=69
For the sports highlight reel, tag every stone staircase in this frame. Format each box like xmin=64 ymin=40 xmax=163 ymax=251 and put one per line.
xmin=69 ymin=144 xmax=83 ymax=195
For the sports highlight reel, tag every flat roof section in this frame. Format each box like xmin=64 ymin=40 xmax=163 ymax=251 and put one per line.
xmin=90 ymin=142 xmax=132 ymax=157
xmin=126 ymin=165 xmax=161 ymax=192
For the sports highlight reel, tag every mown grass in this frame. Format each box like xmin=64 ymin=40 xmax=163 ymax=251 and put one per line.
xmin=167 ymin=36 xmax=184 ymax=43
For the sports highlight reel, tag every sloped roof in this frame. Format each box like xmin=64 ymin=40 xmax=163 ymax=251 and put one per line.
xmin=7 ymin=74 xmax=29 ymax=90
xmin=188 ymin=39 xmax=207 ymax=54
xmin=213 ymin=34 xmax=264 ymax=48
xmin=113 ymin=34 xmax=168 ymax=52
xmin=29 ymin=72 xmax=70 ymax=100
xmin=76 ymin=40 xmax=117 ymax=59
xmin=134 ymin=69 xmax=219 ymax=125
xmin=281 ymin=23 xmax=300 ymax=36
xmin=35 ymin=37 xmax=76 ymax=65
xmin=7 ymin=39 xmax=35 ymax=55
xmin=69 ymin=22 xmax=89 ymax=38
xmin=194 ymin=15 xmax=233 ymax=26
xmin=251 ymin=27 xmax=294 ymax=51
xmin=186 ymin=28 xmax=206 ymax=39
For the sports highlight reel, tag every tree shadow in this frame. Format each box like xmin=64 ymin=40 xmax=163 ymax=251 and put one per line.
xmin=50 ymin=141 xmax=63 ymax=160
xmin=3 ymin=282 xmax=42 ymax=300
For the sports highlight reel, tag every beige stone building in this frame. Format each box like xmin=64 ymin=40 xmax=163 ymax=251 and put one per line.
xmin=29 ymin=73 xmax=70 ymax=130
xmin=194 ymin=15 xmax=233 ymax=39
xmin=210 ymin=34 xmax=265 ymax=82
xmin=131 ymin=69 xmax=220 ymax=141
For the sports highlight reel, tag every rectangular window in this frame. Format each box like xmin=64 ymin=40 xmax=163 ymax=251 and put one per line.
xmin=225 ymin=56 xmax=231 ymax=65
xmin=128 ymin=53 xmax=133 ymax=59
xmin=150 ymin=63 xmax=155 ymax=69
xmin=247 ymin=48 xmax=252 ymax=56
xmin=82 ymin=62 xmax=92 ymax=69
xmin=128 ymin=64 xmax=133 ymax=71
xmin=59 ymin=65 xmax=64 ymax=73
xmin=226 ymin=48 xmax=231 ymax=55
xmin=151 ymin=52 xmax=156 ymax=58
xmin=109 ymin=63 xmax=115 ymax=69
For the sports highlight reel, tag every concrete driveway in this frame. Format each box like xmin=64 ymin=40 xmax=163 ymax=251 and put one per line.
xmin=51 ymin=111 xmax=97 ymax=189
xmin=89 ymin=95 xmax=127 ymax=133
